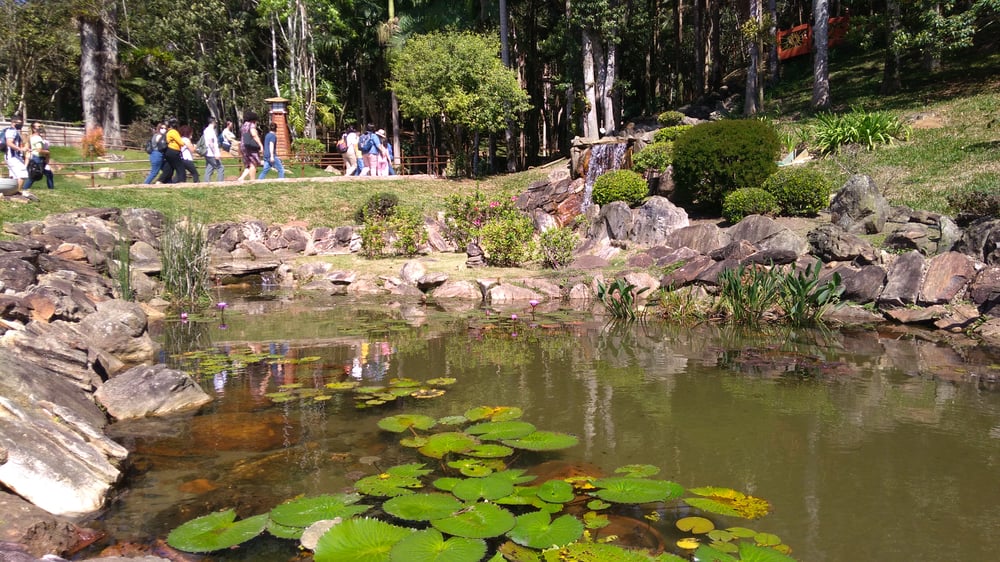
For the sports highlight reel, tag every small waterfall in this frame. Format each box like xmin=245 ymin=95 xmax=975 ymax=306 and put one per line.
xmin=582 ymin=142 xmax=629 ymax=210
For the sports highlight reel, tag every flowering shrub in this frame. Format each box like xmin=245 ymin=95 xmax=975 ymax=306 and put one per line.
xmin=480 ymin=213 xmax=536 ymax=267
xmin=443 ymin=191 xmax=521 ymax=248
xmin=82 ymin=126 xmax=106 ymax=159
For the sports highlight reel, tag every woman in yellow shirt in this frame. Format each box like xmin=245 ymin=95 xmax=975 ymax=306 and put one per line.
xmin=156 ymin=118 xmax=185 ymax=183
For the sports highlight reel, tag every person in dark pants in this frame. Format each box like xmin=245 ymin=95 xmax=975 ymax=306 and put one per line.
xmin=156 ymin=118 xmax=184 ymax=183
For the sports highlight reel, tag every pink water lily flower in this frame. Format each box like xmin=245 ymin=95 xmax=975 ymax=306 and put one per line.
xmin=216 ymin=302 xmax=228 ymax=310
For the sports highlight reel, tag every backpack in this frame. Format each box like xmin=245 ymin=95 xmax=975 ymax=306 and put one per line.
xmin=219 ymin=133 xmax=231 ymax=152
xmin=144 ymin=135 xmax=155 ymax=154
xmin=195 ymin=135 xmax=208 ymax=156
xmin=27 ymin=158 xmax=44 ymax=181
xmin=336 ymin=135 xmax=348 ymax=153
xmin=0 ymin=127 xmax=11 ymax=153
xmin=359 ymin=133 xmax=374 ymax=153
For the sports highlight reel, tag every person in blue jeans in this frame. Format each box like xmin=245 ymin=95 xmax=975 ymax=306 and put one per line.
xmin=257 ymin=122 xmax=285 ymax=179
xmin=144 ymin=122 xmax=166 ymax=184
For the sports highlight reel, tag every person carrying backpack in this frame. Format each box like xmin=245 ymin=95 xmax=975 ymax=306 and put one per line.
xmin=143 ymin=122 xmax=167 ymax=184
xmin=359 ymin=123 xmax=386 ymax=177
xmin=22 ymin=122 xmax=53 ymax=191
xmin=257 ymin=121 xmax=285 ymax=180
xmin=3 ymin=117 xmax=29 ymax=194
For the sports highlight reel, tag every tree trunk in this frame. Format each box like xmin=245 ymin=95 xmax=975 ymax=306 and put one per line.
xmin=811 ymin=0 xmax=831 ymax=109
xmin=79 ymin=6 xmax=120 ymax=147
xmin=692 ymin=0 xmax=705 ymax=97
xmin=767 ymin=0 xmax=780 ymax=85
xmin=500 ymin=0 xmax=518 ymax=171
xmin=880 ymin=0 xmax=902 ymax=94
xmin=674 ymin=0 xmax=684 ymax=104
xmin=602 ymin=41 xmax=618 ymax=134
xmin=707 ymin=0 xmax=723 ymax=92
xmin=745 ymin=0 xmax=761 ymax=115
xmin=582 ymin=30 xmax=600 ymax=138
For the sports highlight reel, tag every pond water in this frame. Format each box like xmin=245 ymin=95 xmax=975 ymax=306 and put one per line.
xmin=91 ymin=291 xmax=1000 ymax=561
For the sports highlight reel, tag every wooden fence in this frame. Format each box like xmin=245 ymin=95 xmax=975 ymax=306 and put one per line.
xmin=776 ymin=16 xmax=850 ymax=61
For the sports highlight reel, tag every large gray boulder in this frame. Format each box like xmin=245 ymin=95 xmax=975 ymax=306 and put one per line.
xmin=95 ymin=364 xmax=212 ymax=420
xmin=590 ymin=201 xmax=633 ymax=241
xmin=0 ymin=493 xmax=79 ymax=558
xmin=727 ymin=215 xmax=809 ymax=256
xmin=77 ymin=300 xmax=159 ymax=368
xmin=955 ymin=218 xmax=1000 ymax=264
xmin=919 ymin=251 xmax=975 ymax=305
xmin=883 ymin=207 xmax=961 ymax=256
xmin=808 ymin=223 xmax=880 ymax=264
xmin=830 ymin=175 xmax=892 ymax=234
xmin=878 ymin=250 xmax=925 ymax=308
xmin=664 ymin=223 xmax=728 ymax=254
xmin=630 ymin=196 xmax=689 ymax=246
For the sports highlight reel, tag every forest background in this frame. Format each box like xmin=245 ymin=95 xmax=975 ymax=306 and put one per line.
xmin=0 ymin=0 xmax=997 ymax=175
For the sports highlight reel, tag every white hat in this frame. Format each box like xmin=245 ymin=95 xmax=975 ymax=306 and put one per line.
xmin=376 ymin=129 xmax=386 ymax=138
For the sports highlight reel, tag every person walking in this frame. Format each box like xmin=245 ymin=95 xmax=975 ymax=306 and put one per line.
xmin=359 ymin=123 xmax=383 ymax=177
xmin=257 ymin=122 xmax=285 ymax=179
xmin=22 ymin=121 xmax=53 ymax=191
xmin=343 ymin=125 xmax=359 ymax=176
xmin=203 ymin=118 xmax=224 ymax=182
xmin=221 ymin=120 xmax=238 ymax=155
xmin=178 ymin=124 xmax=200 ymax=183
xmin=3 ymin=117 xmax=28 ymax=194
xmin=156 ymin=118 xmax=184 ymax=184
xmin=376 ymin=129 xmax=392 ymax=176
xmin=237 ymin=112 xmax=262 ymax=182
xmin=144 ymin=122 xmax=167 ymax=184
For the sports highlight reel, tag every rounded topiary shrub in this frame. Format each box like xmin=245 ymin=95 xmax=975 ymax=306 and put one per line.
xmin=722 ymin=188 xmax=780 ymax=223
xmin=672 ymin=120 xmax=781 ymax=213
xmin=632 ymin=141 xmax=673 ymax=175
xmin=761 ymin=167 xmax=833 ymax=216
xmin=658 ymin=110 xmax=685 ymax=127
xmin=592 ymin=169 xmax=649 ymax=207
xmin=653 ymin=125 xmax=692 ymax=143
xmin=480 ymin=213 xmax=537 ymax=267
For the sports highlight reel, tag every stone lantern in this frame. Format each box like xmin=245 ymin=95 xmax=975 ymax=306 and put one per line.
xmin=265 ymin=97 xmax=291 ymax=159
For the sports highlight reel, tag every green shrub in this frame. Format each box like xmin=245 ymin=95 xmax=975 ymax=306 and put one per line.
xmin=811 ymin=107 xmax=910 ymax=154
xmin=672 ymin=119 xmax=781 ymax=212
xmin=946 ymin=172 xmax=1000 ymax=220
xmin=761 ymin=167 xmax=833 ymax=216
xmin=290 ymin=138 xmax=325 ymax=163
xmin=539 ymin=226 xmax=578 ymax=269
xmin=360 ymin=206 xmax=427 ymax=258
xmin=653 ymin=125 xmax=693 ymax=143
xmin=657 ymin=111 xmax=685 ymax=127
xmin=480 ymin=212 xmax=536 ymax=267
xmin=632 ymin=141 xmax=673 ymax=174
xmin=722 ymin=188 xmax=780 ymax=223
xmin=592 ymin=169 xmax=649 ymax=207
xmin=443 ymin=191 xmax=519 ymax=248
xmin=354 ymin=192 xmax=400 ymax=224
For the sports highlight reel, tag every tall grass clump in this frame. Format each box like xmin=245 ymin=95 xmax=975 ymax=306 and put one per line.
xmin=718 ymin=262 xmax=844 ymax=325
xmin=812 ymin=107 xmax=910 ymax=154
xmin=160 ymin=217 xmax=211 ymax=306
xmin=108 ymin=230 xmax=134 ymax=301
xmin=779 ymin=261 xmax=843 ymax=325
xmin=596 ymin=278 xmax=650 ymax=320
xmin=717 ymin=264 xmax=783 ymax=326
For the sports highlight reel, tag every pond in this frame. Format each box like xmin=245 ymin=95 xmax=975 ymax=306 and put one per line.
xmin=91 ymin=290 xmax=1000 ymax=561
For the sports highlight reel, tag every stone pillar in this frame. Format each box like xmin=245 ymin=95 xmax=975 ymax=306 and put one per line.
xmin=265 ymin=97 xmax=290 ymax=159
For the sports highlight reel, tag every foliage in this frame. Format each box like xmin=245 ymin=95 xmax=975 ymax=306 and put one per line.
xmin=166 ymin=510 xmax=268 ymax=553
xmin=159 ymin=216 xmax=211 ymax=306
xmin=539 ymin=227 xmax=578 ymax=269
xmin=657 ymin=110 xmax=685 ymax=127
xmin=722 ymin=188 xmax=781 ymax=223
xmin=656 ymin=285 xmax=711 ymax=323
xmin=653 ymin=125 xmax=693 ymax=143
xmin=290 ymin=138 xmax=325 ymax=164
xmin=717 ymin=264 xmax=783 ymax=326
xmin=631 ymin=141 xmax=673 ymax=175
xmin=442 ymin=191 xmax=519 ymax=249
xmin=778 ymin=261 xmax=844 ymax=325
xmin=81 ymin=127 xmax=106 ymax=159
xmin=108 ymin=229 xmax=134 ymax=301
xmin=592 ymin=169 xmax=649 ymax=207
xmin=672 ymin=120 xmax=781 ymax=212
xmin=811 ymin=108 xmax=911 ymax=154
xmin=761 ymin=167 xmax=833 ymax=217
xmin=596 ymin=278 xmax=650 ymax=320
xmin=479 ymin=212 xmax=537 ymax=267
xmin=945 ymin=172 xmax=1000 ymax=220
xmin=355 ymin=192 xmax=400 ymax=224
xmin=360 ymin=205 xmax=426 ymax=259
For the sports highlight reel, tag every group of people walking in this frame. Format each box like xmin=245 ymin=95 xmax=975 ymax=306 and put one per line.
xmin=341 ymin=123 xmax=395 ymax=177
xmin=4 ymin=116 xmax=55 ymax=196
xmin=144 ymin=112 xmax=285 ymax=184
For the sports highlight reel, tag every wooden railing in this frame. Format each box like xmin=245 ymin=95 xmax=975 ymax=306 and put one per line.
xmin=776 ymin=16 xmax=849 ymax=61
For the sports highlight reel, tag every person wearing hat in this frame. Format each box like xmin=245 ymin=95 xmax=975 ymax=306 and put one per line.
xmin=3 ymin=117 xmax=28 ymax=193
xmin=22 ymin=121 xmax=53 ymax=191
xmin=376 ymin=129 xmax=392 ymax=176
xmin=359 ymin=123 xmax=387 ymax=176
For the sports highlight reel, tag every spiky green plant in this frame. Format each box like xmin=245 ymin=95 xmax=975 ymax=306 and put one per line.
xmin=108 ymin=228 xmax=134 ymax=301
xmin=160 ymin=216 xmax=211 ymax=306
xmin=596 ymin=278 xmax=650 ymax=320
xmin=779 ymin=261 xmax=844 ymax=325
xmin=717 ymin=264 xmax=783 ymax=326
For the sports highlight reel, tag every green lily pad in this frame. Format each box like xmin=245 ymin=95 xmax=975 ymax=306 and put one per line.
xmin=508 ymin=511 xmax=584 ymax=549
xmin=586 ymin=499 xmax=611 ymax=510
xmin=432 ymin=477 xmax=462 ymax=492
xmin=326 ymin=381 xmax=360 ymax=390
xmin=464 ymin=443 xmax=515 ymax=458
xmin=382 ymin=493 xmax=463 ymax=521
xmin=430 ymin=502 xmax=516 ymax=539
xmin=400 ymin=436 xmax=430 ymax=448
xmin=451 ymin=475 xmax=515 ymax=501
xmin=591 ymin=477 xmax=684 ymax=504
xmin=418 ymin=432 xmax=479 ymax=459
xmin=389 ymin=529 xmax=485 ymax=562
xmin=739 ymin=542 xmax=796 ymax=561
xmin=269 ymin=493 xmax=370 ymax=528
xmin=614 ymin=464 xmax=661 ymax=478
xmin=166 ymin=509 xmax=268 ymax=553
xmin=425 ymin=377 xmax=457 ymax=386
xmin=266 ymin=518 xmax=304 ymax=540
xmin=355 ymin=466 xmax=429 ymax=497
xmin=314 ymin=517 xmax=412 ymax=562
xmin=536 ymin=480 xmax=575 ymax=504
xmin=684 ymin=487 xmax=771 ymax=519
xmin=389 ymin=377 xmax=422 ymax=388
xmin=378 ymin=414 xmax=436 ymax=433
xmin=465 ymin=406 xmax=523 ymax=422
xmin=355 ymin=386 xmax=388 ymax=394
xmin=676 ymin=516 xmax=715 ymax=534
xmin=465 ymin=421 xmax=537 ymax=441
xmin=502 ymin=431 xmax=579 ymax=452
xmin=491 ymin=469 xmax=537 ymax=485
xmin=495 ymin=486 xmax=539 ymax=506
xmin=436 ymin=415 xmax=468 ymax=426
xmin=538 ymin=540 xmax=665 ymax=561
xmin=582 ymin=511 xmax=609 ymax=530
xmin=447 ymin=458 xmax=499 ymax=477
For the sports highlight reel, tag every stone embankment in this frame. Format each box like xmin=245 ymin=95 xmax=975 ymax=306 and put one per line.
xmin=3 ymin=169 xmax=1000 ymax=558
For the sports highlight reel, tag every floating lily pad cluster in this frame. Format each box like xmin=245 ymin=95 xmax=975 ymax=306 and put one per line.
xmin=172 ymin=348 xmax=296 ymax=379
xmin=166 ymin=407 xmax=796 ymax=561
xmin=265 ymin=376 xmax=457 ymax=407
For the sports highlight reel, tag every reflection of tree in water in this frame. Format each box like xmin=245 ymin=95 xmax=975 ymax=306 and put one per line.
xmin=159 ymin=319 xmax=214 ymax=358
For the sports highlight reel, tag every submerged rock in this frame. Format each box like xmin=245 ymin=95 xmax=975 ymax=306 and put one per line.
xmin=95 ymin=364 xmax=212 ymax=420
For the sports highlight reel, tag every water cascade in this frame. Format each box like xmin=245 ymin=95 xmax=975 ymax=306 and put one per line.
xmin=582 ymin=142 xmax=629 ymax=210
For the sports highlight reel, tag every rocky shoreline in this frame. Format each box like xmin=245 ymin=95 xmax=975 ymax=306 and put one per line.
xmin=3 ymin=170 xmax=1000 ymax=559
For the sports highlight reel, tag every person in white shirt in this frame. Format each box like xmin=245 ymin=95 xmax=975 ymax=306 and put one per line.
xmin=203 ymin=118 xmax=224 ymax=182
xmin=4 ymin=117 xmax=28 ymax=193
xmin=344 ymin=125 xmax=359 ymax=176
xmin=178 ymin=124 xmax=200 ymax=183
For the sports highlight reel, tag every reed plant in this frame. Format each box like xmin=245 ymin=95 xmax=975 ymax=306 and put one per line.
xmin=779 ymin=260 xmax=844 ymax=325
xmin=160 ymin=216 xmax=211 ymax=306
xmin=717 ymin=264 xmax=782 ymax=326
xmin=108 ymin=228 xmax=134 ymax=301
xmin=596 ymin=278 xmax=649 ymax=320
xmin=812 ymin=107 xmax=910 ymax=154
xmin=719 ymin=261 xmax=844 ymax=325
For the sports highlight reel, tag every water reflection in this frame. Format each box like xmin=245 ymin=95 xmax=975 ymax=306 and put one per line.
xmin=94 ymin=294 xmax=1000 ymax=562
